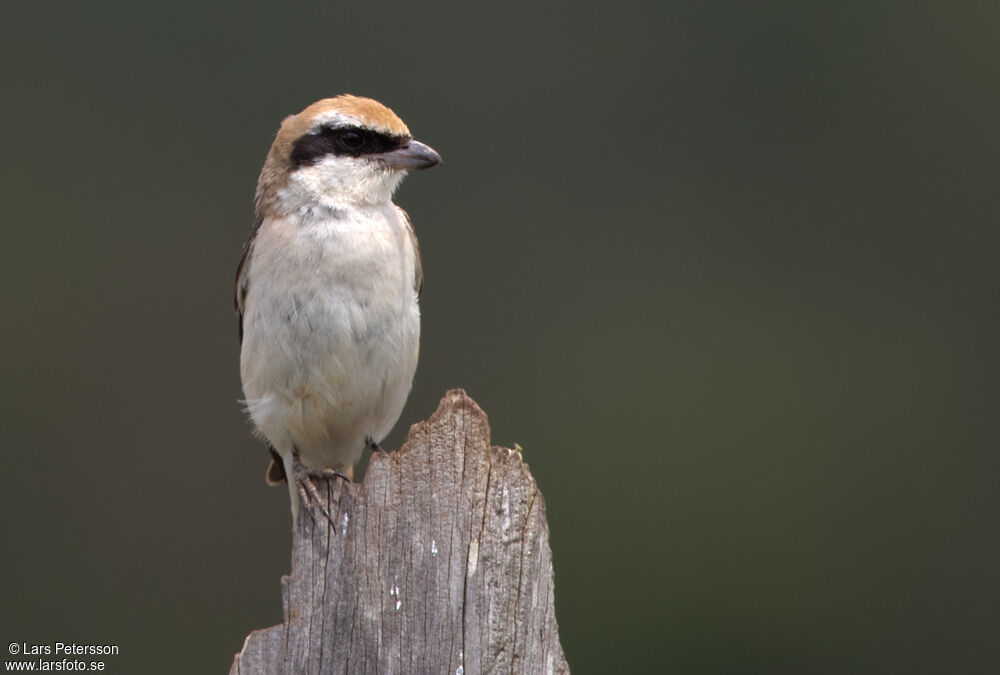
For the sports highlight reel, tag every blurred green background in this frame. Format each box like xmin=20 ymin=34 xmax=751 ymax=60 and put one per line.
xmin=2 ymin=1 xmax=998 ymax=673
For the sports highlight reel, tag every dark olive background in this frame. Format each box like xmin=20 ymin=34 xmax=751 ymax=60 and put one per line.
xmin=2 ymin=2 xmax=998 ymax=673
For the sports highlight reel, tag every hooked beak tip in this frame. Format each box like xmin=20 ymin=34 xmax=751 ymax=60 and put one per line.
xmin=384 ymin=139 xmax=441 ymax=171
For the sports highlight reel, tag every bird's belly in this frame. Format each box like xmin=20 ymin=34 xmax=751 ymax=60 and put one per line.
xmin=241 ymin=273 xmax=419 ymax=469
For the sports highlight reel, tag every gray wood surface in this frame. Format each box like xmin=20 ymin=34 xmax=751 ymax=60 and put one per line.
xmin=230 ymin=389 xmax=569 ymax=674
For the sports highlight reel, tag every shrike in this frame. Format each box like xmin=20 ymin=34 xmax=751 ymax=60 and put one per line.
xmin=235 ymin=95 xmax=440 ymax=523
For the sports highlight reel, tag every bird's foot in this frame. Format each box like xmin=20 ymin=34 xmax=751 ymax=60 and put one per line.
xmin=366 ymin=435 xmax=389 ymax=456
xmin=289 ymin=452 xmax=351 ymax=528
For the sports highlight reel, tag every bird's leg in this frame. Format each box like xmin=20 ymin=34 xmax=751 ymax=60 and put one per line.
xmin=289 ymin=451 xmax=330 ymax=525
xmin=366 ymin=435 xmax=389 ymax=456
xmin=289 ymin=451 xmax=350 ymax=528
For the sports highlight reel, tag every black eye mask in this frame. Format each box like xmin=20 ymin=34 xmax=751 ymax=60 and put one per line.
xmin=290 ymin=126 xmax=410 ymax=166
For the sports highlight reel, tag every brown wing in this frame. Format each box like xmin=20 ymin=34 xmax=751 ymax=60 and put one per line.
xmin=396 ymin=206 xmax=423 ymax=298
xmin=235 ymin=216 xmax=263 ymax=343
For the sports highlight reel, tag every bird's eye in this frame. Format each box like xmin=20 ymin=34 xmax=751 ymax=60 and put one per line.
xmin=338 ymin=130 xmax=366 ymax=151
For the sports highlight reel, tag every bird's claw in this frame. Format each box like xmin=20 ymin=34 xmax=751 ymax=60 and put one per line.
xmin=366 ymin=435 xmax=389 ymax=456
xmin=290 ymin=452 xmax=351 ymax=528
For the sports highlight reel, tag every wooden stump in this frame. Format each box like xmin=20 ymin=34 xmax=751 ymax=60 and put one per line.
xmin=230 ymin=389 xmax=569 ymax=674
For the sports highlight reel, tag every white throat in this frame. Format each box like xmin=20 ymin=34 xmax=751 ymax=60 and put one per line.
xmin=277 ymin=158 xmax=406 ymax=214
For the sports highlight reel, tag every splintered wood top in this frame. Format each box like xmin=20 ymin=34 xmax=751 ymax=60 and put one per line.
xmin=231 ymin=389 xmax=569 ymax=674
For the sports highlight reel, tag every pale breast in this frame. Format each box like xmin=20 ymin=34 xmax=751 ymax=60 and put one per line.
xmin=240 ymin=205 xmax=419 ymax=404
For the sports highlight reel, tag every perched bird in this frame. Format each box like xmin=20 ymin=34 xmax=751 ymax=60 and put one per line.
xmin=235 ymin=95 xmax=441 ymax=523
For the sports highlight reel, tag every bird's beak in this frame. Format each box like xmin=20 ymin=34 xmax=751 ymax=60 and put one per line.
xmin=382 ymin=140 xmax=442 ymax=170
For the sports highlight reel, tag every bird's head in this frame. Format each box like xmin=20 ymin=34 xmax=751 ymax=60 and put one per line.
xmin=256 ymin=95 xmax=441 ymax=215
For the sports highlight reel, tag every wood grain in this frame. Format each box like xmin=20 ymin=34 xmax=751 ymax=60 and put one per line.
xmin=231 ymin=389 xmax=569 ymax=674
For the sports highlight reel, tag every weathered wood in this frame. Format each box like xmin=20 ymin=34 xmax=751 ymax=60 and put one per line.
xmin=231 ymin=389 xmax=569 ymax=674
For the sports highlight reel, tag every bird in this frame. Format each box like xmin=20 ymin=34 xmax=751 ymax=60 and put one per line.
xmin=235 ymin=95 xmax=441 ymax=524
